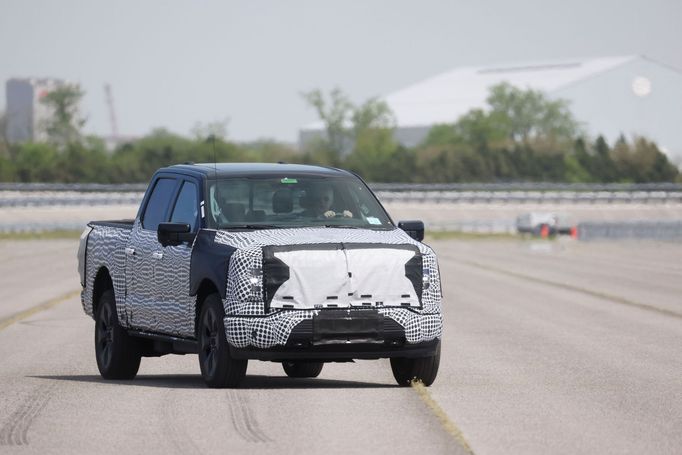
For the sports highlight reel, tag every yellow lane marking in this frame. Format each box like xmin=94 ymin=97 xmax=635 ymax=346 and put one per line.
xmin=411 ymin=380 xmax=475 ymax=455
xmin=462 ymin=259 xmax=682 ymax=320
xmin=0 ymin=290 xmax=81 ymax=331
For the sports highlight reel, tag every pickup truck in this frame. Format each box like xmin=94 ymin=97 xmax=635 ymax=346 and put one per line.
xmin=78 ymin=163 xmax=443 ymax=388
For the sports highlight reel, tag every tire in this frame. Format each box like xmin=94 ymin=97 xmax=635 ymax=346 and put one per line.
xmin=282 ymin=361 xmax=324 ymax=378
xmin=95 ymin=289 xmax=141 ymax=380
xmin=198 ymin=294 xmax=248 ymax=388
xmin=390 ymin=341 xmax=441 ymax=387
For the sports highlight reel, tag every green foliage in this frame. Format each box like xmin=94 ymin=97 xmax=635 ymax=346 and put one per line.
xmin=301 ymin=88 xmax=353 ymax=164
xmin=0 ymin=83 xmax=678 ymax=184
xmin=40 ymin=85 xmax=86 ymax=148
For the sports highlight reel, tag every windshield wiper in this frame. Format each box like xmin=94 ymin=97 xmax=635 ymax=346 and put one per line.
xmin=220 ymin=224 xmax=283 ymax=230
xmin=323 ymin=224 xmax=365 ymax=229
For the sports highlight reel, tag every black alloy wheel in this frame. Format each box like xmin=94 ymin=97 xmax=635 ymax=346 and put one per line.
xmin=95 ymin=289 xmax=141 ymax=379
xmin=198 ymin=294 xmax=248 ymax=388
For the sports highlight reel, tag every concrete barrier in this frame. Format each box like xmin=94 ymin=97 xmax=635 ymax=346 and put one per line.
xmin=578 ymin=221 xmax=682 ymax=241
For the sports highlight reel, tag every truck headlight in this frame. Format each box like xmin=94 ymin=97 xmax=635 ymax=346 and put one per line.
xmin=249 ymin=267 xmax=262 ymax=297
xmin=422 ymin=268 xmax=431 ymax=290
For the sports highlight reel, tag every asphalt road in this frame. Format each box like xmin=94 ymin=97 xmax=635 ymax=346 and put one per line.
xmin=0 ymin=238 xmax=680 ymax=454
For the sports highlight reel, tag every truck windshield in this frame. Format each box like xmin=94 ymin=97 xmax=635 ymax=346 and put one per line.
xmin=206 ymin=176 xmax=393 ymax=230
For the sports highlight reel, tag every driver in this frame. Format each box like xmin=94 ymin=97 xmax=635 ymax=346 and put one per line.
xmin=304 ymin=184 xmax=353 ymax=218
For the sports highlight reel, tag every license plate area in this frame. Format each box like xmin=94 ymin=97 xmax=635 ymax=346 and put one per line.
xmin=313 ymin=309 xmax=382 ymax=344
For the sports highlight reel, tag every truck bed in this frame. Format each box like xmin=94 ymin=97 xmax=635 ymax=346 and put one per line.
xmin=89 ymin=219 xmax=135 ymax=229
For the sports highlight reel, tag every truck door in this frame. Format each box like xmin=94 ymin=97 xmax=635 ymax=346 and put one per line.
xmin=154 ymin=178 xmax=199 ymax=338
xmin=125 ymin=176 xmax=178 ymax=332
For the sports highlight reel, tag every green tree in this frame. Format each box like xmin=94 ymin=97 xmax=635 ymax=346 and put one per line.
xmin=486 ymin=82 xmax=581 ymax=146
xmin=40 ymin=84 xmax=86 ymax=148
xmin=0 ymin=111 xmax=8 ymax=158
xmin=191 ymin=118 xmax=230 ymax=141
xmin=302 ymin=88 xmax=353 ymax=164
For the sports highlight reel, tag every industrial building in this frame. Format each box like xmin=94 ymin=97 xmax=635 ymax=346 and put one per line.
xmin=4 ymin=78 xmax=79 ymax=144
xmin=300 ymin=56 xmax=682 ymax=162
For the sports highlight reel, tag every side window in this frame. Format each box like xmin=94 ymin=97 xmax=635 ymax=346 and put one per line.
xmin=170 ymin=181 xmax=198 ymax=231
xmin=141 ymin=178 xmax=176 ymax=230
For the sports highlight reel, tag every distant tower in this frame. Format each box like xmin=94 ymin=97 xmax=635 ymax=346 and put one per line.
xmin=104 ymin=84 xmax=119 ymax=142
xmin=5 ymin=78 xmax=71 ymax=143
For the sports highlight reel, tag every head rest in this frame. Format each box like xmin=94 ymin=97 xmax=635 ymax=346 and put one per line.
xmin=272 ymin=189 xmax=293 ymax=214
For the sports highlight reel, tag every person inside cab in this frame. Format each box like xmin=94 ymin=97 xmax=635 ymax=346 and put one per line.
xmin=301 ymin=183 xmax=353 ymax=219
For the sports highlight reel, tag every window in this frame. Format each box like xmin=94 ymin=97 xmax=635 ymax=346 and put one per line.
xmin=207 ymin=176 xmax=393 ymax=229
xmin=170 ymin=181 xmax=198 ymax=231
xmin=141 ymin=178 xmax=176 ymax=230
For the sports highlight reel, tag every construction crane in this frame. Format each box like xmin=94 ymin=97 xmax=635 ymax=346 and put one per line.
xmin=103 ymin=84 xmax=119 ymax=143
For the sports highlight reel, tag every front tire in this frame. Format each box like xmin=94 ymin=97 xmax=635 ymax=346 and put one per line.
xmin=282 ymin=361 xmax=324 ymax=378
xmin=198 ymin=294 xmax=248 ymax=388
xmin=95 ymin=289 xmax=141 ymax=379
xmin=390 ymin=341 xmax=441 ymax=386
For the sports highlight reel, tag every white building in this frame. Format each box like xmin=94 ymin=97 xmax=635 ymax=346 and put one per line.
xmin=5 ymin=78 xmax=79 ymax=143
xmin=300 ymin=56 xmax=682 ymax=163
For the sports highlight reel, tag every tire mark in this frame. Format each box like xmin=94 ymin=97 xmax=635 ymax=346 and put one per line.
xmin=0 ymin=383 xmax=56 ymax=446
xmin=226 ymin=390 xmax=271 ymax=443
xmin=160 ymin=390 xmax=202 ymax=454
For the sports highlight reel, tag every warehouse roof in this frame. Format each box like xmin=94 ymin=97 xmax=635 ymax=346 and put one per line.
xmin=302 ymin=55 xmax=641 ymax=130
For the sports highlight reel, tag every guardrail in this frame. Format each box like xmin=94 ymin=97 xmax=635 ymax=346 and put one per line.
xmin=2 ymin=182 xmax=682 ymax=192
xmin=577 ymin=221 xmax=682 ymax=241
xmin=375 ymin=190 xmax=682 ymax=204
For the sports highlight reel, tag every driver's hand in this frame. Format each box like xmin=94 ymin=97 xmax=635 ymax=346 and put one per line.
xmin=324 ymin=210 xmax=336 ymax=218
xmin=343 ymin=210 xmax=353 ymax=218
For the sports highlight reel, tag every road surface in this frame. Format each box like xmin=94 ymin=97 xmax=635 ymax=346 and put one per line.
xmin=0 ymin=238 xmax=680 ymax=454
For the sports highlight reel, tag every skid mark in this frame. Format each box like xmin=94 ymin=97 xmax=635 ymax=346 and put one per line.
xmin=226 ymin=390 xmax=271 ymax=443
xmin=0 ymin=383 xmax=56 ymax=446
xmin=411 ymin=380 xmax=475 ymax=455
xmin=161 ymin=390 xmax=202 ymax=454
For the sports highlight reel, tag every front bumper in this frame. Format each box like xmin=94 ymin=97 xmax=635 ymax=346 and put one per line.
xmin=229 ymin=339 xmax=440 ymax=361
xmin=223 ymin=307 xmax=443 ymax=350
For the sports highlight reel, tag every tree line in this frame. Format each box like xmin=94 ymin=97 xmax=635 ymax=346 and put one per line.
xmin=0 ymin=83 xmax=679 ymax=183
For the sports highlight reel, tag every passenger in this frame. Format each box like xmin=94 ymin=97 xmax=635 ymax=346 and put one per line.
xmin=303 ymin=184 xmax=353 ymax=218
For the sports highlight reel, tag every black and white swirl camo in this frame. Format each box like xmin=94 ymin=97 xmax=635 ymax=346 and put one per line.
xmin=83 ymin=224 xmax=443 ymax=348
xmin=215 ymin=227 xmax=443 ymax=348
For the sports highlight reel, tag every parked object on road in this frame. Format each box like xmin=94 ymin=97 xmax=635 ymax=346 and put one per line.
xmin=516 ymin=212 xmax=573 ymax=236
xmin=78 ymin=163 xmax=443 ymax=387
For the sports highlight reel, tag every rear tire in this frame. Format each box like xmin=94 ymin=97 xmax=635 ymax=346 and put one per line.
xmin=390 ymin=340 xmax=441 ymax=386
xmin=282 ymin=361 xmax=324 ymax=378
xmin=95 ymin=289 xmax=141 ymax=380
xmin=198 ymin=294 xmax=248 ymax=388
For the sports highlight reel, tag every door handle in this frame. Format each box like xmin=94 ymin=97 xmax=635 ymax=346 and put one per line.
xmin=125 ymin=247 xmax=135 ymax=256
xmin=152 ymin=252 xmax=164 ymax=260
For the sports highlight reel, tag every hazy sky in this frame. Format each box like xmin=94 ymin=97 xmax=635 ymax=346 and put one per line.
xmin=1 ymin=0 xmax=680 ymax=142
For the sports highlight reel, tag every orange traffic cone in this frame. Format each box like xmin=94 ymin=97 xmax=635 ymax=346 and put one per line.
xmin=540 ymin=224 xmax=549 ymax=238
xmin=570 ymin=226 xmax=578 ymax=239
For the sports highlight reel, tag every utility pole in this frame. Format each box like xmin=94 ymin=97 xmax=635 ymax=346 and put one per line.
xmin=104 ymin=84 xmax=119 ymax=142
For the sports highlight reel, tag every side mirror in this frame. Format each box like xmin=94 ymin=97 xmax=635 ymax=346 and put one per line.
xmin=158 ymin=222 xmax=192 ymax=247
xmin=398 ymin=220 xmax=425 ymax=242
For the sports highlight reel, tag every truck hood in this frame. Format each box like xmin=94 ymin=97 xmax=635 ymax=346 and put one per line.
xmin=214 ymin=227 xmax=437 ymax=312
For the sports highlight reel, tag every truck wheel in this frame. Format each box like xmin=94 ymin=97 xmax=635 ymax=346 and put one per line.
xmin=282 ymin=361 xmax=324 ymax=378
xmin=198 ymin=294 xmax=248 ymax=388
xmin=390 ymin=341 xmax=441 ymax=387
xmin=95 ymin=289 xmax=141 ymax=379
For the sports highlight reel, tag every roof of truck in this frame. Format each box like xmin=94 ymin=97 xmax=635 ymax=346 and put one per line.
xmin=158 ymin=162 xmax=353 ymax=179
